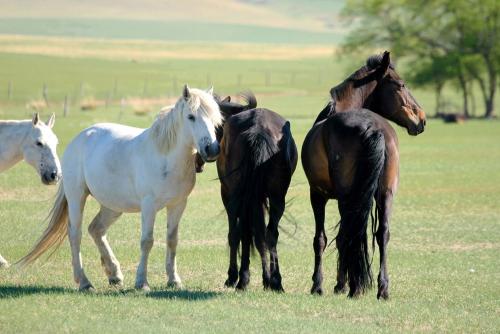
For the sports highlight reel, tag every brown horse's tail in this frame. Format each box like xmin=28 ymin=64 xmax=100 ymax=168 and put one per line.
xmin=337 ymin=128 xmax=385 ymax=297
xmin=17 ymin=182 xmax=68 ymax=267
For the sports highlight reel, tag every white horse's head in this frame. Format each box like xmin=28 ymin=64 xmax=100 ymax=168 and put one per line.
xmin=23 ymin=113 xmax=62 ymax=185
xmin=177 ymin=85 xmax=223 ymax=162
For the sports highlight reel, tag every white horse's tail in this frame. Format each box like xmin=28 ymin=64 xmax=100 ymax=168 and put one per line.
xmin=17 ymin=182 xmax=68 ymax=267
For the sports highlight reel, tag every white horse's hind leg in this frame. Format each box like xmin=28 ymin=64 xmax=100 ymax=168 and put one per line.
xmin=166 ymin=199 xmax=187 ymax=288
xmin=0 ymin=253 xmax=9 ymax=268
xmin=67 ymin=192 xmax=92 ymax=291
xmin=88 ymin=206 xmax=123 ymax=286
xmin=135 ymin=197 xmax=157 ymax=291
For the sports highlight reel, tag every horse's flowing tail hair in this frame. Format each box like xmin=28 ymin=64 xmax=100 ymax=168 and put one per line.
xmin=337 ymin=129 xmax=385 ymax=297
xmin=228 ymin=125 xmax=281 ymax=250
xmin=17 ymin=182 xmax=68 ymax=267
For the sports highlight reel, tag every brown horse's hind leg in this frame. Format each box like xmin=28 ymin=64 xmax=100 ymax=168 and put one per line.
xmin=376 ymin=191 xmax=393 ymax=300
xmin=254 ymin=206 xmax=271 ymax=290
xmin=310 ymin=189 xmax=328 ymax=295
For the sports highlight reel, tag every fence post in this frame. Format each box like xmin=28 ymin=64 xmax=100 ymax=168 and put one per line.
xmin=7 ymin=81 xmax=12 ymax=100
xmin=172 ymin=76 xmax=178 ymax=94
xmin=265 ymin=71 xmax=271 ymax=86
xmin=105 ymin=92 xmax=112 ymax=109
xmin=142 ymin=79 xmax=148 ymax=97
xmin=42 ymin=83 xmax=49 ymax=107
xmin=63 ymin=95 xmax=69 ymax=117
xmin=113 ymin=78 xmax=118 ymax=98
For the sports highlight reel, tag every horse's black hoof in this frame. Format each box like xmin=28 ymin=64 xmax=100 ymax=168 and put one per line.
xmin=108 ymin=277 xmax=123 ymax=286
xmin=270 ymin=275 xmax=283 ymax=292
xmin=79 ymin=283 xmax=95 ymax=292
xmin=377 ymin=287 xmax=389 ymax=300
xmin=224 ymin=277 xmax=237 ymax=288
xmin=310 ymin=285 xmax=323 ymax=295
xmin=235 ymin=281 xmax=248 ymax=291
xmin=334 ymin=283 xmax=347 ymax=294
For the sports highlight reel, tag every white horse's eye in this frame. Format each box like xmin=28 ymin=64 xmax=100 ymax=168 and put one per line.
xmin=187 ymin=114 xmax=195 ymax=122
xmin=36 ymin=141 xmax=43 ymax=147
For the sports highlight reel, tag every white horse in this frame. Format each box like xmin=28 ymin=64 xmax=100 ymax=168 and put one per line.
xmin=18 ymin=86 xmax=222 ymax=291
xmin=0 ymin=113 xmax=61 ymax=268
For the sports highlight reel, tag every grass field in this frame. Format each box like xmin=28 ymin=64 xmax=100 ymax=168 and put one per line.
xmin=0 ymin=4 xmax=499 ymax=331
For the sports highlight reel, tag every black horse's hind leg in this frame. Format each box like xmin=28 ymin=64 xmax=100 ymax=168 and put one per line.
xmin=334 ymin=234 xmax=348 ymax=294
xmin=267 ymin=194 xmax=286 ymax=292
xmin=236 ymin=230 xmax=251 ymax=290
xmin=254 ymin=205 xmax=271 ymax=290
xmin=376 ymin=191 xmax=393 ymax=300
xmin=222 ymin=190 xmax=239 ymax=288
xmin=225 ymin=214 xmax=239 ymax=287
xmin=310 ymin=189 xmax=328 ymax=295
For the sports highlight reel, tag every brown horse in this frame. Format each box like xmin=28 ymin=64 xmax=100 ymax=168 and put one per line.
xmin=302 ymin=51 xmax=426 ymax=299
xmin=216 ymin=93 xmax=298 ymax=291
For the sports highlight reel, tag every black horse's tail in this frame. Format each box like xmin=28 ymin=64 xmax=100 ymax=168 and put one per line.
xmin=337 ymin=128 xmax=385 ymax=297
xmin=234 ymin=128 xmax=279 ymax=250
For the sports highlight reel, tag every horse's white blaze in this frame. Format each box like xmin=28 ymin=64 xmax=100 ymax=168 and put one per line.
xmin=23 ymin=86 xmax=222 ymax=289
xmin=0 ymin=113 xmax=61 ymax=267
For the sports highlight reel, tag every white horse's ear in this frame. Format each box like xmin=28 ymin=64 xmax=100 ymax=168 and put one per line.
xmin=32 ymin=112 xmax=40 ymax=126
xmin=46 ymin=113 xmax=56 ymax=128
xmin=207 ymin=86 xmax=214 ymax=95
xmin=183 ymin=84 xmax=191 ymax=100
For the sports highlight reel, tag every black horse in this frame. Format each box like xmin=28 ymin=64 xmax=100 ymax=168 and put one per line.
xmin=216 ymin=93 xmax=298 ymax=292
xmin=302 ymin=52 xmax=426 ymax=299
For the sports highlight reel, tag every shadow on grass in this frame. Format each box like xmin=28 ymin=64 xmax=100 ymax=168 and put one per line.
xmin=0 ymin=284 xmax=75 ymax=299
xmin=146 ymin=288 xmax=221 ymax=301
xmin=0 ymin=284 xmax=221 ymax=301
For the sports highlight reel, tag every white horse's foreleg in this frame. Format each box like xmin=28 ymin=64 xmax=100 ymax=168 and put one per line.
xmin=0 ymin=253 xmax=9 ymax=268
xmin=88 ymin=206 xmax=123 ymax=286
xmin=67 ymin=194 xmax=92 ymax=291
xmin=135 ymin=197 xmax=156 ymax=291
xmin=166 ymin=199 xmax=187 ymax=288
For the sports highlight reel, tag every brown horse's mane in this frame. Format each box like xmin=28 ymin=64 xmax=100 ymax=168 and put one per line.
xmin=331 ymin=54 xmax=396 ymax=109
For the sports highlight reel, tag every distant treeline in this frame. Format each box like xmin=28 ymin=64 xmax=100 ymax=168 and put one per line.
xmin=342 ymin=0 xmax=499 ymax=118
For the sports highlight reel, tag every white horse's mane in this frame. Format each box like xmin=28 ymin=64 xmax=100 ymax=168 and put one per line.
xmin=150 ymin=88 xmax=223 ymax=154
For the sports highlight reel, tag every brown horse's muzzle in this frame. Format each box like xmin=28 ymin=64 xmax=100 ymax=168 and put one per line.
xmin=406 ymin=107 xmax=426 ymax=136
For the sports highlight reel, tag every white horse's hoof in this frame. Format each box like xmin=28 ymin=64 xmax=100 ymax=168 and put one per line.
xmin=108 ymin=277 xmax=124 ymax=287
xmin=79 ymin=283 xmax=96 ymax=292
xmin=167 ymin=280 xmax=183 ymax=289
xmin=135 ymin=282 xmax=151 ymax=292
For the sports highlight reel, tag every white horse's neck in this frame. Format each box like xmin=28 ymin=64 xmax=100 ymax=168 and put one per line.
xmin=0 ymin=120 xmax=31 ymax=172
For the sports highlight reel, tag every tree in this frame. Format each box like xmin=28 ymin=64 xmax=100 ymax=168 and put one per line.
xmin=341 ymin=0 xmax=499 ymax=118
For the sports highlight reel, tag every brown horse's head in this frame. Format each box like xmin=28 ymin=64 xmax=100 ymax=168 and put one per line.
xmin=329 ymin=51 xmax=426 ymax=136
xmin=365 ymin=52 xmax=426 ymax=135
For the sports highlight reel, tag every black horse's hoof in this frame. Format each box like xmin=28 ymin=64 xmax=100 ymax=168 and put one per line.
xmin=377 ymin=287 xmax=389 ymax=300
xmin=334 ymin=283 xmax=347 ymax=294
xmin=310 ymin=285 xmax=323 ymax=295
xmin=224 ymin=278 xmax=237 ymax=288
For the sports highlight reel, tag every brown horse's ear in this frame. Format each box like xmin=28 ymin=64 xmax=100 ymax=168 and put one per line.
xmin=32 ymin=112 xmax=40 ymax=126
xmin=380 ymin=51 xmax=391 ymax=74
xmin=183 ymin=84 xmax=191 ymax=100
xmin=221 ymin=96 xmax=231 ymax=103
